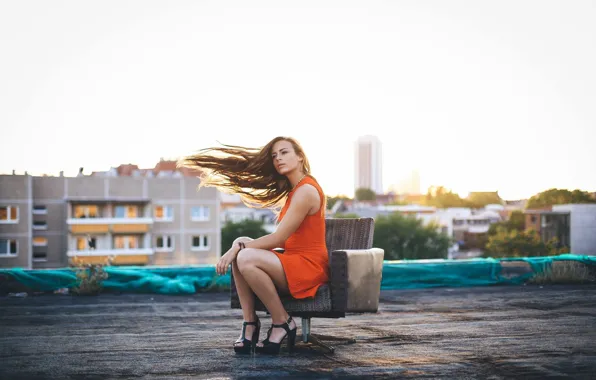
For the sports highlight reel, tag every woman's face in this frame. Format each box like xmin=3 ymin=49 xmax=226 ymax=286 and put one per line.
xmin=271 ymin=140 xmax=303 ymax=176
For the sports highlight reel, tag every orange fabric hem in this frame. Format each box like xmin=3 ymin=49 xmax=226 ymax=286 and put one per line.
xmin=273 ymin=250 xmax=326 ymax=299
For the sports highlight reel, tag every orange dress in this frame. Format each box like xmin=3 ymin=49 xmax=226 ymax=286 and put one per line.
xmin=274 ymin=176 xmax=329 ymax=299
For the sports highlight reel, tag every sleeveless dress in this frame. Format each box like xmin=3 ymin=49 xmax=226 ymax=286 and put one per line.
xmin=274 ymin=175 xmax=329 ymax=299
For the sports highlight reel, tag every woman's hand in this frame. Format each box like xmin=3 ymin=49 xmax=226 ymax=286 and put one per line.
xmin=216 ymin=244 xmax=239 ymax=275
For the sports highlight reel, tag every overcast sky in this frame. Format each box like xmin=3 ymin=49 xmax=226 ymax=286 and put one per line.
xmin=1 ymin=0 xmax=595 ymax=199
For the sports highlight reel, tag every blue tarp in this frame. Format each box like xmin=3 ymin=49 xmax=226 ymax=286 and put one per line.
xmin=0 ymin=254 xmax=594 ymax=295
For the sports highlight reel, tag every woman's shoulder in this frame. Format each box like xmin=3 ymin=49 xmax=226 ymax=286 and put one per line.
xmin=292 ymin=177 xmax=324 ymax=207
xmin=295 ymin=176 xmax=323 ymax=196
xmin=304 ymin=175 xmax=323 ymax=190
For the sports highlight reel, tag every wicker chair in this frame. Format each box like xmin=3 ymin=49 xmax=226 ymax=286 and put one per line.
xmin=230 ymin=217 xmax=385 ymax=353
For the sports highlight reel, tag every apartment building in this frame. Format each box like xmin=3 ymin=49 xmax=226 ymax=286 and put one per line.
xmin=0 ymin=171 xmax=221 ymax=269
xmin=524 ymin=204 xmax=596 ymax=254
xmin=354 ymin=135 xmax=383 ymax=195
xmin=452 ymin=210 xmax=501 ymax=250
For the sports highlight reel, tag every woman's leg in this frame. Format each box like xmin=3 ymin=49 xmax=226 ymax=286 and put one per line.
xmin=236 ymin=248 xmax=297 ymax=345
xmin=231 ymin=237 xmax=258 ymax=347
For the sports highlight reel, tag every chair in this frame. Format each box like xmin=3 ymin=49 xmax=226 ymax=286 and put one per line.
xmin=230 ymin=217 xmax=385 ymax=353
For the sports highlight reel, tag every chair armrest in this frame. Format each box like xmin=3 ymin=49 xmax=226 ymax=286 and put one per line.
xmin=330 ymin=248 xmax=384 ymax=313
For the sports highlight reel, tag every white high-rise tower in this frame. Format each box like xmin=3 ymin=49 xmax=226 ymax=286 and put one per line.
xmin=354 ymin=135 xmax=383 ymax=194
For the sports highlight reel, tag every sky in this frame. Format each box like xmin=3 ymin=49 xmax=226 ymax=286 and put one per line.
xmin=1 ymin=0 xmax=595 ymax=200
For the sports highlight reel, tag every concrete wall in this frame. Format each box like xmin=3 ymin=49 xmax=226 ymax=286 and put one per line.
xmin=68 ymin=177 xmax=105 ymax=198
xmin=108 ymin=177 xmax=145 ymax=198
xmin=553 ymin=204 xmax=596 ymax=255
xmin=32 ymin=177 xmax=68 ymax=268
xmin=149 ymin=178 xmax=220 ymax=266
xmin=0 ymin=175 xmax=31 ymax=268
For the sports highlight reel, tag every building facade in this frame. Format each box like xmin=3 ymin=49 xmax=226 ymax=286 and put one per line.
xmin=354 ymin=135 xmax=383 ymax=195
xmin=524 ymin=204 xmax=596 ymax=254
xmin=549 ymin=204 xmax=595 ymax=254
xmin=0 ymin=173 xmax=221 ymax=269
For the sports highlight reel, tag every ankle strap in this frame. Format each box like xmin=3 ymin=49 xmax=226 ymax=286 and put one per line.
xmin=243 ymin=320 xmax=259 ymax=326
xmin=271 ymin=316 xmax=293 ymax=328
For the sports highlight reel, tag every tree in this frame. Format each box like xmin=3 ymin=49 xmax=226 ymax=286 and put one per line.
xmin=488 ymin=210 xmax=525 ymax=236
xmin=526 ymin=188 xmax=596 ymax=209
xmin=373 ymin=213 xmax=451 ymax=260
xmin=485 ymin=227 xmax=567 ymax=258
xmin=334 ymin=213 xmax=360 ymax=219
xmin=424 ymin=186 xmax=468 ymax=208
xmin=221 ymin=219 xmax=268 ymax=253
xmin=355 ymin=188 xmax=376 ymax=201
xmin=326 ymin=195 xmax=350 ymax=210
xmin=466 ymin=191 xmax=503 ymax=209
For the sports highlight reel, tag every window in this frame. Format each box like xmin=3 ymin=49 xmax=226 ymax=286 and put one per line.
xmin=33 ymin=237 xmax=48 ymax=246
xmin=33 ymin=221 xmax=47 ymax=230
xmin=74 ymin=205 xmax=99 ymax=218
xmin=154 ymin=206 xmax=174 ymax=221
xmin=0 ymin=239 xmax=18 ymax=256
xmin=191 ymin=206 xmax=210 ymax=221
xmin=191 ymin=235 xmax=210 ymax=251
xmin=530 ymin=215 xmax=537 ymax=223
xmin=115 ymin=205 xmax=138 ymax=218
xmin=156 ymin=235 xmax=174 ymax=251
xmin=0 ymin=206 xmax=19 ymax=223
xmin=76 ymin=236 xmax=97 ymax=251
xmin=33 ymin=252 xmax=47 ymax=262
xmin=33 ymin=205 xmax=47 ymax=215
xmin=114 ymin=235 xmax=139 ymax=249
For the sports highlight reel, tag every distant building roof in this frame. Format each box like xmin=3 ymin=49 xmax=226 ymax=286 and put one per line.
xmin=467 ymin=191 xmax=500 ymax=197
xmin=91 ymin=159 xmax=204 ymax=178
xmin=524 ymin=207 xmax=552 ymax=214
xmin=116 ymin=164 xmax=139 ymax=176
xmin=380 ymin=204 xmax=436 ymax=213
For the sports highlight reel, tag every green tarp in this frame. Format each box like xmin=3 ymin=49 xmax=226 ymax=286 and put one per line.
xmin=381 ymin=254 xmax=596 ymax=290
xmin=0 ymin=254 xmax=594 ymax=295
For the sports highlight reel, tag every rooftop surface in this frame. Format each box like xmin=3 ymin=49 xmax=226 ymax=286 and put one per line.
xmin=1 ymin=285 xmax=595 ymax=379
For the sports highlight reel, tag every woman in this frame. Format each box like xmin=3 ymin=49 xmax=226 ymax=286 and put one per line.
xmin=181 ymin=137 xmax=328 ymax=355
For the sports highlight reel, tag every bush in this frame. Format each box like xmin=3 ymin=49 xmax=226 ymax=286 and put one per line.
xmin=334 ymin=213 xmax=360 ymax=219
xmin=221 ymin=219 xmax=269 ymax=253
xmin=70 ymin=256 xmax=113 ymax=296
xmin=528 ymin=261 xmax=596 ymax=285
xmin=485 ymin=227 xmax=567 ymax=258
xmin=373 ymin=213 xmax=451 ymax=260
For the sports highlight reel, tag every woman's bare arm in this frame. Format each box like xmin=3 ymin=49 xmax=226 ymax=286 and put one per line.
xmin=243 ymin=184 xmax=320 ymax=250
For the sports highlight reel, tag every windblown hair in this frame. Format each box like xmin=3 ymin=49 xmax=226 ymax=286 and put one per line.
xmin=179 ymin=137 xmax=311 ymax=209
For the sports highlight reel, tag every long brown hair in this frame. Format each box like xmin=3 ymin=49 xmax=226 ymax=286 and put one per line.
xmin=179 ymin=137 xmax=311 ymax=209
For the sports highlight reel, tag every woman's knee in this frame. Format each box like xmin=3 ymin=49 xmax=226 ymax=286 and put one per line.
xmin=236 ymin=248 xmax=260 ymax=273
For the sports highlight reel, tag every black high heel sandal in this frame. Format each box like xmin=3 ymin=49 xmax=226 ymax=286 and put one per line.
xmin=255 ymin=316 xmax=297 ymax=355
xmin=234 ymin=318 xmax=261 ymax=354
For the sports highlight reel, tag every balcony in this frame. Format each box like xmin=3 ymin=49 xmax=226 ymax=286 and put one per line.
xmin=67 ymin=217 xmax=154 ymax=234
xmin=67 ymin=248 xmax=154 ymax=265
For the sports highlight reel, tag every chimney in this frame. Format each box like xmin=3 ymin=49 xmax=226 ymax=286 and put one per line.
xmin=24 ymin=171 xmax=28 ymax=176
xmin=12 ymin=170 xmax=15 ymax=175
xmin=59 ymin=171 xmax=64 ymax=177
